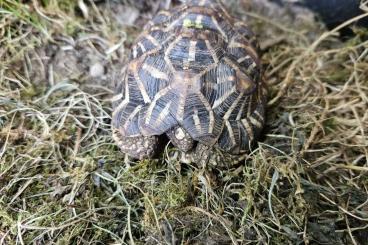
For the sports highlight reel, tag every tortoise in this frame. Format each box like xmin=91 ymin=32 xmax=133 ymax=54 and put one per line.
xmin=111 ymin=0 xmax=267 ymax=166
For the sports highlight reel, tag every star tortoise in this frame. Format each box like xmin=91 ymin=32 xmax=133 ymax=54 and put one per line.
xmin=111 ymin=0 xmax=267 ymax=166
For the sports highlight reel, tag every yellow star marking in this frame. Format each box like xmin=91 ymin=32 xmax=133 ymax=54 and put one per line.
xmin=183 ymin=19 xmax=193 ymax=28
xmin=183 ymin=18 xmax=203 ymax=29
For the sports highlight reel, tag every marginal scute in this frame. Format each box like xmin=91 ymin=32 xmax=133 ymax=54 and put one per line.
xmin=112 ymin=0 xmax=266 ymax=164
xmin=234 ymin=21 xmax=259 ymax=50
xmin=152 ymin=11 xmax=171 ymax=26
xmin=149 ymin=29 xmax=170 ymax=45
xmin=218 ymin=119 xmax=241 ymax=152
xmin=235 ymin=70 xmax=256 ymax=94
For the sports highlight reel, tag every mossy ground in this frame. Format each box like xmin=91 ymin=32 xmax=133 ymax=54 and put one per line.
xmin=0 ymin=0 xmax=367 ymax=244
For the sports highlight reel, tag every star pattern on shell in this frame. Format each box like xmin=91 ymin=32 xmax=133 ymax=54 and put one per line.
xmin=111 ymin=0 xmax=267 ymax=163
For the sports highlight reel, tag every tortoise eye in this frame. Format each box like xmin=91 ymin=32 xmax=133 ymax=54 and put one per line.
xmin=236 ymin=70 xmax=256 ymax=94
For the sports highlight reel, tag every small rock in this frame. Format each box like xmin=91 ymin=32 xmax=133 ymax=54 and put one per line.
xmin=89 ymin=62 xmax=105 ymax=77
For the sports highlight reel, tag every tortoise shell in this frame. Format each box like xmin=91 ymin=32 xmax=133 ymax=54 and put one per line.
xmin=112 ymin=0 xmax=267 ymax=161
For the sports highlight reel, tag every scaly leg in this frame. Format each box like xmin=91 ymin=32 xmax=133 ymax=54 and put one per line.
xmin=194 ymin=143 xmax=247 ymax=168
xmin=112 ymin=129 xmax=158 ymax=160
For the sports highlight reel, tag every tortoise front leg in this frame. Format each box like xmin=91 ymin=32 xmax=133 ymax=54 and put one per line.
xmin=166 ymin=126 xmax=195 ymax=152
xmin=193 ymin=143 xmax=213 ymax=168
xmin=112 ymin=129 xmax=158 ymax=160
xmin=194 ymin=143 xmax=247 ymax=168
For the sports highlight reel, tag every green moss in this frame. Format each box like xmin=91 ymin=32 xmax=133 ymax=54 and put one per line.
xmin=156 ymin=176 xmax=187 ymax=208
xmin=1 ymin=0 xmax=45 ymax=30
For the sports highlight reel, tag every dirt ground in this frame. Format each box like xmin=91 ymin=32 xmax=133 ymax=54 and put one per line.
xmin=0 ymin=0 xmax=367 ymax=244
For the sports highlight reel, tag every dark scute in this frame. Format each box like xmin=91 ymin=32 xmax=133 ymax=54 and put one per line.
xmin=234 ymin=22 xmax=259 ymax=49
xmin=227 ymin=48 xmax=259 ymax=82
xmin=122 ymin=104 xmax=141 ymax=136
xmin=127 ymin=72 xmax=146 ymax=104
xmin=196 ymin=39 xmax=207 ymax=52
xmin=139 ymin=55 xmax=171 ymax=100
xmin=193 ymin=40 xmax=215 ymax=71
xmin=133 ymin=36 xmax=158 ymax=59
xmin=138 ymin=69 xmax=162 ymax=100
xmin=138 ymin=90 xmax=179 ymax=136
xmin=167 ymin=37 xmax=215 ymax=74
xmin=250 ymin=102 xmax=266 ymax=136
xmin=216 ymin=59 xmax=235 ymax=83
xmin=235 ymin=24 xmax=255 ymax=40
xmin=182 ymin=93 xmax=223 ymax=144
xmin=237 ymin=52 xmax=253 ymax=66
xmin=230 ymin=96 xmax=249 ymax=121
xmin=213 ymin=92 xmax=239 ymax=118
xmin=113 ymin=102 xmax=141 ymax=136
xmin=152 ymin=12 xmax=171 ymax=26
xmin=238 ymin=120 xmax=252 ymax=151
xmin=201 ymin=77 xmax=217 ymax=106
xmin=168 ymin=37 xmax=190 ymax=70
xmin=218 ymin=120 xmax=241 ymax=152
xmin=143 ymin=37 xmax=157 ymax=50
xmin=150 ymin=30 xmax=169 ymax=45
